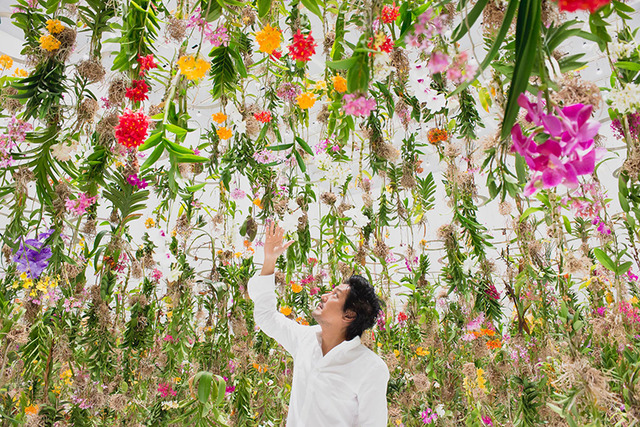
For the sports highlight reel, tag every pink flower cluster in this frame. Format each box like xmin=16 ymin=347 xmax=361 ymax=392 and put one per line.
xmin=611 ymin=112 xmax=640 ymax=141
xmin=158 ymin=382 xmax=177 ymax=398
xmin=253 ymin=148 xmax=285 ymax=164
xmin=421 ymin=407 xmax=438 ymax=424
xmin=404 ymin=9 xmax=445 ymax=51
xmin=563 ymin=182 xmax=608 ymax=220
xmin=187 ymin=8 xmax=229 ymax=47
xmin=65 ymin=193 xmax=97 ymax=216
xmin=427 ymin=51 xmax=476 ymax=83
xmin=127 ymin=174 xmax=148 ymax=189
xmin=591 ymin=217 xmax=611 ymax=235
xmin=230 ymin=188 xmax=246 ymax=200
xmin=0 ymin=116 xmax=32 ymax=167
xmin=619 ymin=301 xmax=640 ymax=326
xmin=511 ymin=92 xmax=602 ymax=196
xmin=343 ymin=94 xmax=376 ymax=117
xmin=276 ymin=82 xmax=301 ymax=102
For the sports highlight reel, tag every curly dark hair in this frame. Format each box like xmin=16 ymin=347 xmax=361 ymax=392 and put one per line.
xmin=343 ymin=275 xmax=381 ymax=341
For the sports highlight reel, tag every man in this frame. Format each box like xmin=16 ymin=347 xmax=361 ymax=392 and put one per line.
xmin=247 ymin=222 xmax=389 ymax=426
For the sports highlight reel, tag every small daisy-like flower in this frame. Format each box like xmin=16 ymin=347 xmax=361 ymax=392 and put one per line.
xmin=254 ymin=111 xmax=272 ymax=123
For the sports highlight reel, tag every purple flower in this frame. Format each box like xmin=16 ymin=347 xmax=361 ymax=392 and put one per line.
xmin=421 ymin=407 xmax=438 ymax=424
xmin=13 ymin=229 xmax=54 ymax=279
xmin=482 ymin=415 xmax=493 ymax=426
xmin=511 ymin=93 xmax=603 ymax=196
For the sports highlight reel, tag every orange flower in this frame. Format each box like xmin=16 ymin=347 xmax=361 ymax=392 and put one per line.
xmin=332 ymin=75 xmax=347 ymax=93
xmin=252 ymin=363 xmax=268 ymax=373
xmin=487 ymin=339 xmax=502 ymax=349
xmin=296 ymin=92 xmax=316 ymax=109
xmin=24 ymin=404 xmax=39 ymax=415
xmin=177 ymin=54 xmax=210 ymax=80
xmin=427 ymin=128 xmax=448 ymax=145
xmin=415 ymin=347 xmax=429 ymax=356
xmin=217 ymin=126 xmax=232 ymax=140
xmin=253 ymin=198 xmax=263 ymax=209
xmin=13 ymin=68 xmax=28 ymax=77
xmin=46 ymin=19 xmax=64 ymax=34
xmin=279 ymin=306 xmax=292 ymax=316
xmin=296 ymin=317 xmax=309 ymax=325
xmin=291 ymin=282 xmax=303 ymax=293
xmin=480 ymin=328 xmax=495 ymax=337
xmin=39 ymin=34 xmax=61 ymax=51
xmin=212 ymin=112 xmax=228 ymax=123
xmin=0 ymin=55 xmax=13 ymax=70
xmin=255 ymin=24 xmax=282 ymax=54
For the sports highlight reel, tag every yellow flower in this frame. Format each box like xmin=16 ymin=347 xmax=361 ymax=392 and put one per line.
xmin=291 ymin=282 xmax=303 ymax=293
xmin=39 ymin=34 xmax=61 ymax=51
xmin=631 ymin=296 xmax=639 ymax=305
xmin=211 ymin=112 xmax=228 ymax=124
xmin=217 ymin=126 xmax=232 ymax=140
xmin=295 ymin=317 xmax=309 ymax=325
xmin=332 ymin=75 xmax=347 ymax=93
xmin=476 ymin=368 xmax=487 ymax=391
xmin=297 ymin=92 xmax=317 ymax=109
xmin=255 ymin=24 xmax=282 ymax=54
xmin=393 ymin=349 xmax=400 ymax=357
xmin=177 ymin=54 xmax=211 ymax=80
xmin=0 ymin=55 xmax=13 ymax=70
xmin=60 ymin=368 xmax=73 ymax=385
xmin=46 ymin=19 xmax=65 ymax=34
xmin=145 ymin=218 xmax=155 ymax=228
xmin=279 ymin=306 xmax=292 ymax=316
xmin=415 ymin=347 xmax=429 ymax=356
xmin=253 ymin=198 xmax=263 ymax=209
xmin=24 ymin=404 xmax=39 ymax=415
xmin=314 ymin=80 xmax=327 ymax=91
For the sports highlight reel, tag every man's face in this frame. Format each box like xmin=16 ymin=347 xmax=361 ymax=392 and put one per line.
xmin=311 ymin=283 xmax=350 ymax=326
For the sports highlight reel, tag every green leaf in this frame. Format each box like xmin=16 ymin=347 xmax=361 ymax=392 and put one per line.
xmin=267 ymin=143 xmax=294 ymax=151
xmin=347 ymin=53 xmax=369 ymax=93
xmin=295 ymin=137 xmax=314 ymax=155
xmin=451 ymin=0 xmax=489 ymax=42
xmin=140 ymin=143 xmax=165 ymax=170
xmin=594 ymin=248 xmax=617 ymax=273
xmin=294 ymin=149 xmax=306 ymax=172
xmin=164 ymin=123 xmax=187 ymax=136
xmin=197 ymin=372 xmax=213 ymax=404
xmin=257 ymin=0 xmax=272 ymax=18
xmin=175 ymin=154 xmax=209 ymax=163
xmin=186 ymin=183 xmax=206 ymax=192
xmin=615 ymin=61 xmax=640 ymax=71
xmin=139 ymin=130 xmax=163 ymax=151
xmin=519 ymin=207 xmax=543 ymax=221
xmin=301 ymin=0 xmax=323 ymax=19
xmin=327 ymin=57 xmax=357 ymax=70
xmin=618 ymin=261 xmax=632 ymax=275
xmin=500 ymin=0 xmax=541 ymax=140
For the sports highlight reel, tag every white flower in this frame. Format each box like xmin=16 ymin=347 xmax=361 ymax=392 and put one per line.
xmin=168 ymin=267 xmax=181 ymax=283
xmin=435 ymin=403 xmax=445 ymax=417
xmin=345 ymin=208 xmax=369 ymax=228
xmin=373 ymin=53 xmax=392 ymax=82
xmin=608 ymin=83 xmax=640 ymax=114
xmin=281 ymin=210 xmax=302 ymax=234
xmin=51 ymin=140 xmax=78 ymax=162
xmin=433 ymin=381 xmax=440 ymax=389
xmin=610 ymin=41 xmax=636 ymax=61
xmin=161 ymin=401 xmax=179 ymax=410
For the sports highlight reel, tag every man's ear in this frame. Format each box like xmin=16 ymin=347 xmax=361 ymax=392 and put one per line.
xmin=343 ymin=309 xmax=356 ymax=322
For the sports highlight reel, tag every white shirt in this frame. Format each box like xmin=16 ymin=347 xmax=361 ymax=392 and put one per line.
xmin=248 ymin=274 xmax=389 ymax=427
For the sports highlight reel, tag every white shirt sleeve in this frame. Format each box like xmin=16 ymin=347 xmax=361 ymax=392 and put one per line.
xmin=356 ymin=359 xmax=390 ymax=426
xmin=247 ymin=273 xmax=308 ymax=357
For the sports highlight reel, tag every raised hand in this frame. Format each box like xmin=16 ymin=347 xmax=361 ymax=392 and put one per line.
xmin=264 ymin=221 xmax=294 ymax=261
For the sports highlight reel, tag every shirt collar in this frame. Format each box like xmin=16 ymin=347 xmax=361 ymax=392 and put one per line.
xmin=314 ymin=327 xmax=362 ymax=362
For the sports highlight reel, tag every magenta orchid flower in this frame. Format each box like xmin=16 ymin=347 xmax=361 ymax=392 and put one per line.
xmin=511 ymin=93 xmax=602 ymax=196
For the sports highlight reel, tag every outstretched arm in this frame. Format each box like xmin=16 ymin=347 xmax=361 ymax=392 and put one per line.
xmin=247 ymin=222 xmax=306 ymax=356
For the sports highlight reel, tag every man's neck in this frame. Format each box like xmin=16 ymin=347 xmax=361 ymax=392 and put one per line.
xmin=320 ymin=327 xmax=347 ymax=356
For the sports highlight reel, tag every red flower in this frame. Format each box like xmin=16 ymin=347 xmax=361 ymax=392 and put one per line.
xmin=137 ymin=54 xmax=157 ymax=75
xmin=380 ymin=3 xmax=400 ymax=24
xmin=556 ymin=0 xmax=610 ymax=11
xmin=254 ymin=111 xmax=272 ymax=123
xmin=125 ymin=79 xmax=149 ymax=102
xmin=270 ymin=50 xmax=282 ymax=60
xmin=115 ymin=109 xmax=150 ymax=148
xmin=288 ymin=29 xmax=317 ymax=62
xmin=367 ymin=34 xmax=394 ymax=53
xmin=397 ymin=311 xmax=408 ymax=323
